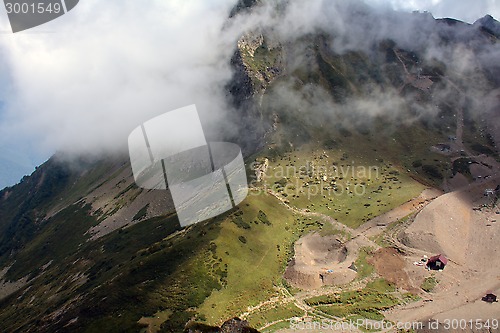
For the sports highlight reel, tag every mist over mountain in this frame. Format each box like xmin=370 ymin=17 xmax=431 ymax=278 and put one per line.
xmin=225 ymin=0 xmax=500 ymax=151
xmin=0 ymin=1 xmax=499 ymax=332
xmin=0 ymin=0 xmax=498 ymax=164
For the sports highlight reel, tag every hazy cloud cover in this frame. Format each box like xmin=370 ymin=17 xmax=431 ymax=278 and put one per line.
xmin=0 ymin=0 xmax=238 ymax=150
xmin=367 ymin=0 xmax=499 ymax=23
xmin=0 ymin=0 xmax=240 ymax=188
xmin=0 ymin=0 xmax=498 ymax=189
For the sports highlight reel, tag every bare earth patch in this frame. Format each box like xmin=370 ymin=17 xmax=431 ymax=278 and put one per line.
xmin=284 ymin=232 xmax=357 ymax=289
xmin=386 ymin=175 xmax=500 ymax=325
xmin=368 ymin=247 xmax=417 ymax=292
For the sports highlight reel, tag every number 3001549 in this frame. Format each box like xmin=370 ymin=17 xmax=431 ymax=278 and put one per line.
xmin=5 ymin=2 xmax=62 ymax=14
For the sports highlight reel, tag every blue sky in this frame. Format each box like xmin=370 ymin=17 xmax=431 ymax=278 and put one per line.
xmin=0 ymin=0 xmax=498 ymax=190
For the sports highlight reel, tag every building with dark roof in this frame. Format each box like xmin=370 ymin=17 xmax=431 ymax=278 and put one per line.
xmin=482 ymin=293 xmax=497 ymax=303
xmin=426 ymin=254 xmax=448 ymax=270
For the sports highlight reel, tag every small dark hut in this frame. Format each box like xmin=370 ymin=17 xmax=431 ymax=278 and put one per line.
xmin=426 ymin=254 xmax=448 ymax=270
xmin=482 ymin=293 xmax=497 ymax=303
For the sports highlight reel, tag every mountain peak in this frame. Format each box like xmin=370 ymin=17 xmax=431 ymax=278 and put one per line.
xmin=474 ymin=14 xmax=500 ymax=37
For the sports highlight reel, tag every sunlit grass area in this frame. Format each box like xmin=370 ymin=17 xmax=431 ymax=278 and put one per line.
xmin=198 ymin=193 xmax=301 ymax=325
xmin=259 ymin=141 xmax=426 ymax=228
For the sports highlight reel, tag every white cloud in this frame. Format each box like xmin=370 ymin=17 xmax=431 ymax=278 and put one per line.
xmin=0 ymin=0 xmax=238 ymax=157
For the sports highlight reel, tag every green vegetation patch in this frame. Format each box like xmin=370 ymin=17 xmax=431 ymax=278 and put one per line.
xmin=366 ymin=278 xmax=396 ymax=293
xmin=198 ymin=193 xmax=301 ymax=326
xmin=421 ymin=276 xmax=438 ymax=292
xmin=233 ymin=216 xmax=251 ymax=230
xmin=402 ymin=292 xmax=421 ymax=304
xmin=246 ymin=302 xmax=303 ymax=329
xmin=259 ymin=141 xmax=426 ymax=229
xmin=422 ymin=164 xmax=443 ymax=180
xmin=306 ymin=280 xmax=400 ymax=321
xmin=452 ymin=158 xmax=475 ymax=178
xmin=4 ymin=202 xmax=99 ymax=280
xmin=354 ymin=247 xmax=375 ymax=280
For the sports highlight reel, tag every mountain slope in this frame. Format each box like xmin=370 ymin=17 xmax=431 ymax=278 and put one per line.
xmin=0 ymin=4 xmax=499 ymax=332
